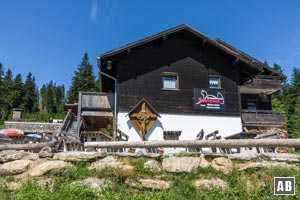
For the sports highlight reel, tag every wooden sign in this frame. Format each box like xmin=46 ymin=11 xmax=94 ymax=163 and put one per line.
xmin=128 ymin=99 xmax=160 ymax=140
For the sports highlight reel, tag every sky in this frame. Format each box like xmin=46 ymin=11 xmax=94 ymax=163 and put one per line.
xmin=1 ymin=0 xmax=300 ymax=89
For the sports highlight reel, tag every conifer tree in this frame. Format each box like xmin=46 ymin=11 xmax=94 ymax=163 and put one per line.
xmin=67 ymin=53 xmax=96 ymax=103
xmin=23 ymin=73 xmax=39 ymax=113
xmin=11 ymin=74 xmax=24 ymax=109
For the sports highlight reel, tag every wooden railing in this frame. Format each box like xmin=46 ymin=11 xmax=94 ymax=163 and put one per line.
xmin=241 ymin=109 xmax=286 ymax=126
xmin=84 ymin=139 xmax=300 ymax=149
xmin=241 ymin=78 xmax=281 ymax=91
xmin=54 ymin=109 xmax=73 ymax=151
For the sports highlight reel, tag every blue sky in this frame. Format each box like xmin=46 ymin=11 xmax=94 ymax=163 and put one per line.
xmin=1 ymin=0 xmax=300 ymax=89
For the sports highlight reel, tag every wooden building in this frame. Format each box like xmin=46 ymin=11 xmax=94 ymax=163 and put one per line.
xmin=98 ymin=24 xmax=286 ymax=141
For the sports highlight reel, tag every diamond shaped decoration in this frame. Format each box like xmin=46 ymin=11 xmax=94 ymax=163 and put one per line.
xmin=128 ymin=98 xmax=160 ymax=140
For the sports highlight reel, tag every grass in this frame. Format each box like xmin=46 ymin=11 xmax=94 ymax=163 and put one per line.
xmin=1 ymin=159 xmax=300 ymax=199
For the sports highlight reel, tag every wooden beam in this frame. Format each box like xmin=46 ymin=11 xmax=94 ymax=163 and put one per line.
xmin=84 ymin=139 xmax=300 ymax=148
xmin=0 ymin=140 xmax=56 ymax=150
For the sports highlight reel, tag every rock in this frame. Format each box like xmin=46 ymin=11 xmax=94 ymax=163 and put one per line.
xmin=112 ymin=152 xmax=142 ymax=158
xmin=162 ymin=157 xmax=201 ymax=172
xmin=238 ymin=162 xmax=263 ymax=171
xmin=53 ymin=152 xmax=106 ymax=162
xmin=199 ymin=157 xmax=210 ymax=168
xmin=144 ymin=160 xmax=161 ymax=171
xmin=0 ymin=150 xmax=38 ymax=163
xmin=238 ymin=161 xmax=297 ymax=171
xmin=39 ymin=146 xmax=53 ymax=158
xmin=263 ymin=161 xmax=296 ymax=168
xmin=211 ymin=157 xmax=233 ymax=174
xmin=125 ymin=179 xmax=138 ymax=187
xmin=193 ymin=178 xmax=228 ymax=190
xmin=264 ymin=153 xmax=300 ymax=162
xmin=204 ymin=153 xmax=228 ymax=160
xmin=82 ymin=177 xmax=108 ymax=188
xmin=139 ymin=179 xmax=171 ymax=190
xmin=0 ymin=160 xmax=32 ymax=175
xmin=30 ymin=160 xmax=73 ymax=177
xmin=227 ymin=153 xmax=258 ymax=161
xmin=89 ymin=156 xmax=134 ymax=173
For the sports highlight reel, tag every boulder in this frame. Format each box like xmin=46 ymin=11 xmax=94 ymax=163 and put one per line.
xmin=89 ymin=156 xmax=134 ymax=173
xmin=144 ymin=160 xmax=161 ymax=171
xmin=30 ymin=160 xmax=73 ymax=177
xmin=0 ymin=150 xmax=38 ymax=163
xmin=162 ymin=157 xmax=201 ymax=172
xmin=139 ymin=179 xmax=171 ymax=190
xmin=193 ymin=178 xmax=228 ymax=190
xmin=0 ymin=160 xmax=32 ymax=175
xmin=39 ymin=146 xmax=53 ymax=158
xmin=211 ymin=157 xmax=233 ymax=174
xmin=53 ymin=152 xmax=106 ymax=162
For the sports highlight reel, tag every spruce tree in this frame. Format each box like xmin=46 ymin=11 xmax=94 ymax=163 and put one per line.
xmin=67 ymin=53 xmax=96 ymax=103
xmin=11 ymin=74 xmax=24 ymax=109
xmin=1 ymin=69 xmax=13 ymax=119
xmin=23 ymin=73 xmax=39 ymax=113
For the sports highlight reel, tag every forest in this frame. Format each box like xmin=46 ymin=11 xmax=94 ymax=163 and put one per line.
xmin=0 ymin=53 xmax=98 ymax=124
xmin=0 ymin=54 xmax=299 ymax=138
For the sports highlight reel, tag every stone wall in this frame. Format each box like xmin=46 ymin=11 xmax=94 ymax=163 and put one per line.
xmin=0 ymin=150 xmax=299 ymax=191
xmin=4 ymin=122 xmax=62 ymax=134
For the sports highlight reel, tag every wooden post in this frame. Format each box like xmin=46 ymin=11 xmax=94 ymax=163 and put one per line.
xmin=84 ymin=139 xmax=300 ymax=148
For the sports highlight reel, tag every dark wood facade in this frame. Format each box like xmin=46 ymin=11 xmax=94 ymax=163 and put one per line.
xmin=98 ymin=24 xmax=286 ymax=126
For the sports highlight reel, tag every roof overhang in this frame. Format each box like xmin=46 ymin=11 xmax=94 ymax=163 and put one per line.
xmin=98 ymin=24 xmax=270 ymax=82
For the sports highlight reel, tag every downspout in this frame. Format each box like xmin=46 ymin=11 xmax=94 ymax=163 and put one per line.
xmin=97 ymin=56 xmax=118 ymax=141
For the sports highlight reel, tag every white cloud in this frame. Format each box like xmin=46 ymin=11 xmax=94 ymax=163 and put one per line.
xmin=90 ymin=0 xmax=98 ymax=22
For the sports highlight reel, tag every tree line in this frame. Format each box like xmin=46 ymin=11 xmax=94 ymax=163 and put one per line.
xmin=0 ymin=52 xmax=98 ymax=123
xmin=270 ymin=63 xmax=300 ymax=138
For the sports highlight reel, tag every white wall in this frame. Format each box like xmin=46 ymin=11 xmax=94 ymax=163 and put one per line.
xmin=117 ymin=112 xmax=242 ymax=141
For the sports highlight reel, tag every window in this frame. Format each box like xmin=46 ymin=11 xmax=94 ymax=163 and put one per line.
xmin=162 ymin=73 xmax=179 ymax=90
xmin=209 ymin=76 xmax=221 ymax=88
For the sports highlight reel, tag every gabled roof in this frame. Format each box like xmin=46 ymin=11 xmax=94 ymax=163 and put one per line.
xmin=100 ymin=24 xmax=264 ymax=75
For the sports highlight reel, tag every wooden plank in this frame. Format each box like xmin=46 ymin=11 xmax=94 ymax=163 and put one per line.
xmin=84 ymin=139 xmax=300 ymax=148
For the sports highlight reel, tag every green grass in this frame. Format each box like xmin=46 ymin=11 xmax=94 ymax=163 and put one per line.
xmin=1 ymin=160 xmax=300 ymax=199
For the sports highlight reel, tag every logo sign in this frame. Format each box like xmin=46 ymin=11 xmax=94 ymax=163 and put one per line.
xmin=274 ymin=177 xmax=295 ymax=195
xmin=194 ymin=88 xmax=225 ymax=110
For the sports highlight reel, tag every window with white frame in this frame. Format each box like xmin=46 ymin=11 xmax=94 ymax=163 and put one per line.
xmin=209 ymin=76 xmax=221 ymax=88
xmin=162 ymin=73 xmax=179 ymax=89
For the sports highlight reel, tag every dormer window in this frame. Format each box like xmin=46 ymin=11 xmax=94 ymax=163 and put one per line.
xmin=209 ymin=76 xmax=221 ymax=88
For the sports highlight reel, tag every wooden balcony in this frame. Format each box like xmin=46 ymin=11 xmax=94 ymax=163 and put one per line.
xmin=241 ymin=109 xmax=286 ymax=127
xmin=240 ymin=78 xmax=281 ymax=95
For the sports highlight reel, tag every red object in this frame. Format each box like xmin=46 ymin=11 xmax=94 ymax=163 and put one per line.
xmin=0 ymin=128 xmax=24 ymax=136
